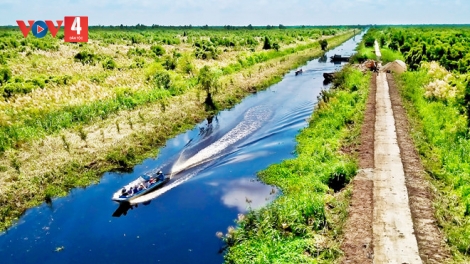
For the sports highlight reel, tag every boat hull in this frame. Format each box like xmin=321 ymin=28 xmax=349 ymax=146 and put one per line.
xmin=112 ymin=177 xmax=169 ymax=203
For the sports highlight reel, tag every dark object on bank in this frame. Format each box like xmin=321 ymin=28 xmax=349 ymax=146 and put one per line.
xmin=323 ymin=72 xmax=336 ymax=84
xmin=295 ymin=69 xmax=303 ymax=76
xmin=330 ymin=54 xmax=351 ymax=62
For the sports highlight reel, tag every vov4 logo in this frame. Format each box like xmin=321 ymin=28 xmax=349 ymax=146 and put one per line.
xmin=16 ymin=16 xmax=88 ymax=42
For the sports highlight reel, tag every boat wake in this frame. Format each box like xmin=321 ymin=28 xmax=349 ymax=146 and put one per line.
xmin=171 ymin=105 xmax=272 ymax=175
xmin=130 ymin=105 xmax=273 ymax=204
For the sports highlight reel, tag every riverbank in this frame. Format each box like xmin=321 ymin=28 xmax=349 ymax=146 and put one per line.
xmin=0 ymin=31 xmax=357 ymax=231
xmin=224 ymin=65 xmax=371 ymax=263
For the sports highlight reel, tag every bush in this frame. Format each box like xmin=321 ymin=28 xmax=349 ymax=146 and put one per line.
xmin=31 ymin=76 xmax=46 ymax=88
xmin=130 ymin=57 xmax=145 ymax=69
xmin=162 ymin=55 xmax=177 ymax=70
xmin=262 ymin=36 xmax=272 ymax=50
xmin=0 ymin=67 xmax=12 ymax=85
xmin=150 ymin=45 xmax=165 ymax=56
xmin=102 ymin=58 xmax=117 ymax=70
xmin=194 ymin=40 xmax=220 ymax=60
xmin=127 ymin=47 xmax=147 ymax=57
xmin=272 ymin=42 xmax=280 ymax=51
xmin=154 ymin=70 xmax=171 ymax=89
xmin=320 ymin=39 xmax=328 ymax=51
xmin=0 ymin=53 xmax=6 ymax=65
xmin=364 ymin=35 xmax=375 ymax=47
xmin=2 ymin=82 xmax=35 ymax=98
xmin=74 ymin=51 xmax=97 ymax=65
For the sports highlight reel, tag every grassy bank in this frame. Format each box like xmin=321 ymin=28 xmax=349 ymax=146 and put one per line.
xmin=0 ymin=30 xmax=358 ymax=231
xmin=223 ymin=66 xmax=371 ymax=263
xmin=396 ymin=67 xmax=470 ymax=262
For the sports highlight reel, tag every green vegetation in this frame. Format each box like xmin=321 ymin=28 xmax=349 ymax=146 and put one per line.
xmin=319 ymin=39 xmax=328 ymax=51
xmin=0 ymin=27 xmax=355 ymax=152
xmin=197 ymin=65 xmax=221 ymax=111
xmin=351 ymin=39 xmax=376 ymax=63
xmin=396 ymin=66 xmax=470 ymax=261
xmin=0 ymin=26 xmax=358 ymax=231
xmin=372 ymin=25 xmax=470 ymax=261
xmin=368 ymin=27 xmax=470 ymax=72
xmin=224 ymin=67 xmax=370 ymax=263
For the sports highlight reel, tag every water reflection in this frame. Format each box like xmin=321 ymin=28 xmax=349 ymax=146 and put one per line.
xmin=318 ymin=54 xmax=328 ymax=63
xmin=112 ymin=201 xmax=151 ymax=217
xmin=220 ymin=178 xmax=278 ymax=212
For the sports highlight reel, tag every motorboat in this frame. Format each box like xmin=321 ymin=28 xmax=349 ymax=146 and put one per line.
xmin=112 ymin=171 xmax=169 ymax=203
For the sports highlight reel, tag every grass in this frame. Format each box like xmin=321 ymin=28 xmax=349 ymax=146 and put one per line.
xmin=396 ymin=68 xmax=470 ymax=262
xmin=350 ymin=42 xmax=376 ymax=63
xmin=0 ymin=30 xmax=359 ymax=231
xmin=380 ymin=48 xmax=404 ymax=64
xmin=224 ymin=67 xmax=371 ymax=263
xmin=0 ymin=31 xmax=355 ymax=152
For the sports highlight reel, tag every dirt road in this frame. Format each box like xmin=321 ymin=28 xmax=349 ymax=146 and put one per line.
xmin=373 ymin=70 xmax=421 ymax=263
xmin=341 ymin=42 xmax=449 ymax=263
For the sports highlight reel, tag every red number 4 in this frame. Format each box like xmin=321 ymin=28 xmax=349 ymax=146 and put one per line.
xmin=64 ymin=16 xmax=88 ymax=42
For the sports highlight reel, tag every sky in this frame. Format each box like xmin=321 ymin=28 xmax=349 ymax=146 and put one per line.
xmin=1 ymin=0 xmax=469 ymax=26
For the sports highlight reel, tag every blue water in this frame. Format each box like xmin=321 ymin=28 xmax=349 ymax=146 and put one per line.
xmin=0 ymin=32 xmax=364 ymax=264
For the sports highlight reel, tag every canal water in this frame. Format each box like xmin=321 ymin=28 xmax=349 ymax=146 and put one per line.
xmin=0 ymin=32 xmax=364 ymax=264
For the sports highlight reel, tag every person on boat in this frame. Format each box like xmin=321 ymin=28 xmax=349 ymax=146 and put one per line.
xmin=121 ymin=188 xmax=128 ymax=197
xmin=133 ymin=185 xmax=139 ymax=194
xmin=157 ymin=170 xmax=164 ymax=181
xmin=138 ymin=183 xmax=146 ymax=191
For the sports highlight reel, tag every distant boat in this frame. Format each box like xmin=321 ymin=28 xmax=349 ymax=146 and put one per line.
xmin=112 ymin=171 xmax=169 ymax=203
xmin=330 ymin=54 xmax=350 ymax=62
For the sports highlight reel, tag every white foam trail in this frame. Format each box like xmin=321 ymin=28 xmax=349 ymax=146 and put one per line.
xmin=131 ymin=105 xmax=272 ymax=204
xmin=131 ymin=169 xmax=201 ymax=204
xmin=171 ymin=105 xmax=272 ymax=174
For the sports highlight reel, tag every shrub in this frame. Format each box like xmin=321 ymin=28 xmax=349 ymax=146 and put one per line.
xmin=320 ymin=39 xmax=328 ymax=51
xmin=262 ymin=36 xmax=272 ymax=50
xmin=130 ymin=57 xmax=145 ymax=69
xmin=127 ymin=47 xmax=147 ymax=57
xmin=102 ymin=58 xmax=117 ymax=70
xmin=364 ymin=35 xmax=375 ymax=47
xmin=150 ymin=45 xmax=165 ymax=56
xmin=272 ymin=42 xmax=280 ymax=51
xmin=74 ymin=51 xmax=97 ymax=65
xmin=162 ymin=55 xmax=177 ymax=70
xmin=31 ymin=76 xmax=46 ymax=88
xmin=198 ymin=66 xmax=221 ymax=110
xmin=2 ymin=82 xmax=35 ymax=98
xmin=154 ymin=70 xmax=171 ymax=89
xmin=0 ymin=53 xmax=6 ymax=65
xmin=0 ymin=67 xmax=12 ymax=85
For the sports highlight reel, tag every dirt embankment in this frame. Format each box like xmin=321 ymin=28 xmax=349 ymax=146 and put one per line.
xmin=341 ymin=73 xmax=376 ymax=264
xmin=341 ymin=70 xmax=450 ymax=263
